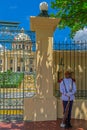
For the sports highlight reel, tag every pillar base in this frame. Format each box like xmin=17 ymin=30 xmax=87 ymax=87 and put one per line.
xmin=24 ymin=96 xmax=57 ymax=121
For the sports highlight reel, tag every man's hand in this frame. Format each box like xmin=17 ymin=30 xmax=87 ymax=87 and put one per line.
xmin=66 ymin=93 xmax=70 ymax=97
xmin=68 ymin=92 xmax=74 ymax=96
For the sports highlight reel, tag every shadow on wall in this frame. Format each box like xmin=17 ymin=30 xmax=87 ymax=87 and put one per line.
xmin=73 ymin=100 xmax=87 ymax=120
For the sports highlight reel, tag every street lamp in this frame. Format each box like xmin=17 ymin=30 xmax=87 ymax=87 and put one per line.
xmin=38 ymin=2 xmax=49 ymax=17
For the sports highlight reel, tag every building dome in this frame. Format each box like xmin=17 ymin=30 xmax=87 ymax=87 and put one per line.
xmin=14 ymin=28 xmax=31 ymax=41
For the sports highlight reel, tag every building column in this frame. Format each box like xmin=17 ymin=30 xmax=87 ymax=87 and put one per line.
xmin=5 ymin=56 xmax=7 ymax=71
xmin=15 ymin=55 xmax=17 ymax=72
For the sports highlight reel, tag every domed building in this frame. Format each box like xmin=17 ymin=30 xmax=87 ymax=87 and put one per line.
xmin=0 ymin=28 xmax=35 ymax=73
xmin=12 ymin=28 xmax=32 ymax=51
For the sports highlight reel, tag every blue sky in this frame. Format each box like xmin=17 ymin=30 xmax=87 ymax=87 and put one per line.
xmin=0 ymin=0 xmax=71 ymax=42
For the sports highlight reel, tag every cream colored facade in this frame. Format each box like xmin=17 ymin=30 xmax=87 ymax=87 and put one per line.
xmin=0 ymin=50 xmax=35 ymax=72
xmin=53 ymin=51 xmax=87 ymax=91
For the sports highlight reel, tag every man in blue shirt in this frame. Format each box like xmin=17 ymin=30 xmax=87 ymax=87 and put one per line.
xmin=60 ymin=70 xmax=77 ymax=128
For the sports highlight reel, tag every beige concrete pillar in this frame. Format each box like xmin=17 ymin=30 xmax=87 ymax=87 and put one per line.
xmin=24 ymin=16 xmax=60 ymax=121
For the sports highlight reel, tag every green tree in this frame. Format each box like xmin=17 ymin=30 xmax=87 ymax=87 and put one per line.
xmin=51 ymin=0 xmax=87 ymax=36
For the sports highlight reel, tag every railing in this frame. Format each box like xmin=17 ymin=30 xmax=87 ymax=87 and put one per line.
xmin=53 ymin=41 xmax=87 ymax=100
xmin=55 ymin=90 xmax=87 ymax=99
xmin=0 ymin=21 xmax=36 ymax=121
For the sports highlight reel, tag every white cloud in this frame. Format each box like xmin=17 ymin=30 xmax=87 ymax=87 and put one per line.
xmin=73 ymin=28 xmax=87 ymax=43
xmin=0 ymin=44 xmax=7 ymax=51
xmin=0 ymin=44 xmax=3 ymax=51
xmin=0 ymin=44 xmax=3 ymax=48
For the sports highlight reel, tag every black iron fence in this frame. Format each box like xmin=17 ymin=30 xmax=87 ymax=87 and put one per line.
xmin=53 ymin=41 xmax=87 ymax=99
xmin=0 ymin=21 xmax=36 ymax=121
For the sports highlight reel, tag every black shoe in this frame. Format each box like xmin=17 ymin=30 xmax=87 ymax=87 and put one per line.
xmin=68 ymin=123 xmax=72 ymax=128
xmin=65 ymin=124 xmax=69 ymax=129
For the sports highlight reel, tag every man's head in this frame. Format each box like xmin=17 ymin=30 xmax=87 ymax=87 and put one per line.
xmin=65 ymin=70 xmax=71 ymax=78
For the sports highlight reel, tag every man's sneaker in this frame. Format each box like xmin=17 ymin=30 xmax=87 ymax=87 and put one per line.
xmin=60 ymin=123 xmax=65 ymax=128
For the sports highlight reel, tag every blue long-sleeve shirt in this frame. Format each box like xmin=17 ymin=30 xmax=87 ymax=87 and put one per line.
xmin=60 ymin=78 xmax=77 ymax=101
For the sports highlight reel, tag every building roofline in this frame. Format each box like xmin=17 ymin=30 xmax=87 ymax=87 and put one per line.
xmin=0 ymin=21 xmax=20 ymax=27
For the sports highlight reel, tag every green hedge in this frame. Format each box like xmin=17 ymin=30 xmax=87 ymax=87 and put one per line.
xmin=0 ymin=70 xmax=24 ymax=88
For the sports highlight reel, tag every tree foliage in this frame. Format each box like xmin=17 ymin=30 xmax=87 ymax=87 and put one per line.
xmin=51 ymin=0 xmax=87 ymax=36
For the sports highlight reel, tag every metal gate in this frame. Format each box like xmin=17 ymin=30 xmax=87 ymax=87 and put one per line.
xmin=0 ymin=21 xmax=36 ymax=121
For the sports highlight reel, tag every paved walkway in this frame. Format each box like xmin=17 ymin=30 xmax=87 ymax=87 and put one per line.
xmin=0 ymin=119 xmax=86 ymax=130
